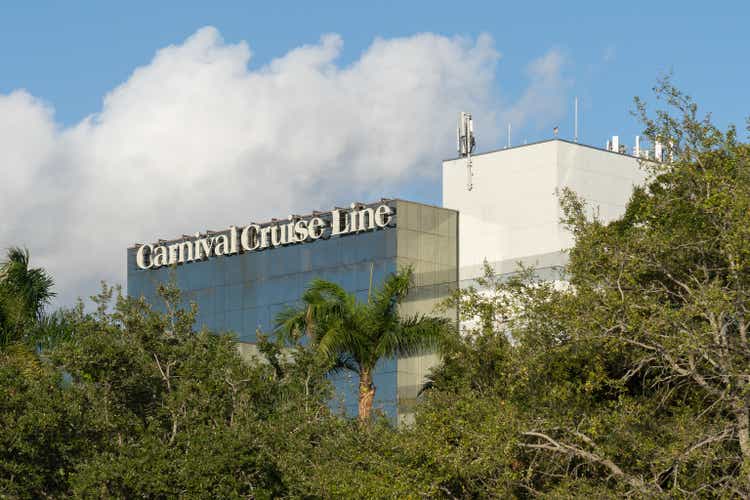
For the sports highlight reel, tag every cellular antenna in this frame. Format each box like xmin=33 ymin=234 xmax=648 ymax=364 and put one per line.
xmin=457 ymin=112 xmax=476 ymax=191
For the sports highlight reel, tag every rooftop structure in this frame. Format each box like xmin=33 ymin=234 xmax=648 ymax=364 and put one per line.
xmin=442 ymin=138 xmax=648 ymax=286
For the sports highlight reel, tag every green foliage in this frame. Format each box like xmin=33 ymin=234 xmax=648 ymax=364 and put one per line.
xmin=0 ymin=344 xmax=95 ymax=498
xmin=276 ymin=266 xmax=453 ymax=422
xmin=2 ymin=79 xmax=750 ymax=496
xmin=0 ymin=247 xmax=56 ymax=347
xmin=54 ymin=282 xmax=328 ymax=497
xmin=0 ymin=280 xmax=338 ymax=497
xmin=416 ymin=78 xmax=750 ymax=495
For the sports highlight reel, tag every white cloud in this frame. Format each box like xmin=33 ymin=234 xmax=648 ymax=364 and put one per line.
xmin=503 ymin=49 xmax=571 ymax=131
xmin=0 ymin=27 xmax=568 ymax=306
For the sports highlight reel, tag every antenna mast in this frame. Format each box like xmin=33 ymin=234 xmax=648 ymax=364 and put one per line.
xmin=457 ymin=112 xmax=476 ymax=191
xmin=574 ymin=96 xmax=579 ymax=143
xmin=507 ymin=123 xmax=512 ymax=148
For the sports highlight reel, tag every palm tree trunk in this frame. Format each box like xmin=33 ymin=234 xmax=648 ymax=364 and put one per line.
xmin=358 ymin=369 xmax=376 ymax=423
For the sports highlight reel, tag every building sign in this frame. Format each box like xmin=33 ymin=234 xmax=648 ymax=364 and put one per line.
xmin=135 ymin=203 xmax=394 ymax=270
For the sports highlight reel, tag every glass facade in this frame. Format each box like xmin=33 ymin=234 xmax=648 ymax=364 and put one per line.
xmin=127 ymin=199 xmax=458 ymax=422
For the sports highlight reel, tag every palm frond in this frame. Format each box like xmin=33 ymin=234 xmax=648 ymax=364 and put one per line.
xmin=29 ymin=309 xmax=76 ymax=350
xmin=376 ymin=314 xmax=453 ymax=359
xmin=0 ymin=247 xmax=30 ymax=275
xmin=274 ymin=306 xmax=307 ymax=344
xmin=371 ymin=267 xmax=412 ymax=321
xmin=273 ymin=266 xmax=454 ymax=408
xmin=315 ymin=320 xmax=361 ymax=364
xmin=304 ymin=279 xmax=351 ymax=306
xmin=0 ymin=246 xmax=55 ymax=320
xmin=327 ymin=352 xmax=361 ymax=375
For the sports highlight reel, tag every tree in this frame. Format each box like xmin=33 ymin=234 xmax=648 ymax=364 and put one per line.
xmin=0 ymin=343 xmax=96 ymax=498
xmin=5 ymin=77 xmax=750 ymax=495
xmin=417 ymin=79 xmax=750 ymax=495
xmin=499 ymin=79 xmax=750 ymax=494
xmin=276 ymin=267 xmax=452 ymax=423
xmin=52 ymin=282 xmax=298 ymax=497
xmin=0 ymin=273 xmax=345 ymax=497
xmin=0 ymin=246 xmax=55 ymax=347
xmin=550 ymin=79 xmax=750 ymax=491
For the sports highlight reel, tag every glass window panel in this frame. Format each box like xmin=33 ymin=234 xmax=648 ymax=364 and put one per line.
xmin=226 ymin=284 xmax=242 ymax=311
xmin=214 ymin=310 xmax=226 ymax=331
xmin=420 ymin=206 xmax=436 ymax=234
xmin=127 ymin=202 xmax=458 ymax=425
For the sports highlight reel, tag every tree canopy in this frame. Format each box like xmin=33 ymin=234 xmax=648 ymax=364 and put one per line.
xmin=0 ymin=247 xmax=55 ymax=347
xmin=2 ymin=80 xmax=750 ymax=496
xmin=275 ymin=267 xmax=452 ymax=422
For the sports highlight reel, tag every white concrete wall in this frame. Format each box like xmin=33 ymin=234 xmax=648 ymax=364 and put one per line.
xmin=442 ymin=140 xmax=647 ymax=283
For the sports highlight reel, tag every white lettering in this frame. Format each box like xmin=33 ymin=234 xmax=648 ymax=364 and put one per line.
xmin=308 ymin=217 xmax=326 ymax=239
xmin=357 ymin=207 xmax=375 ymax=231
xmin=178 ymin=241 xmax=193 ymax=263
xmin=168 ymin=244 xmax=180 ymax=265
xmin=285 ymin=217 xmax=296 ymax=244
xmin=240 ymin=224 xmax=261 ymax=251
xmin=260 ymin=226 xmax=272 ymax=249
xmin=294 ymin=219 xmax=309 ymax=241
xmin=349 ymin=203 xmax=359 ymax=232
xmin=229 ymin=226 xmax=238 ymax=254
xmin=270 ymin=225 xmax=284 ymax=246
xmin=136 ymin=244 xmax=153 ymax=269
xmin=198 ymin=238 xmax=214 ymax=260
xmin=331 ymin=209 xmax=349 ymax=236
xmin=374 ymin=204 xmax=392 ymax=228
xmin=214 ymin=234 xmax=229 ymax=256
xmin=153 ymin=245 xmax=168 ymax=267
xmin=138 ymin=202 xmax=394 ymax=270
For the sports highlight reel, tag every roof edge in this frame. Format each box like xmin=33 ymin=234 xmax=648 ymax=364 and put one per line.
xmin=443 ymin=137 xmax=643 ymax=162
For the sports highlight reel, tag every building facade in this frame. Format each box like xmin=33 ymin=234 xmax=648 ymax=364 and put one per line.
xmin=127 ymin=136 xmax=649 ymax=422
xmin=443 ymin=138 xmax=647 ymax=288
xmin=127 ymin=199 xmax=458 ymax=422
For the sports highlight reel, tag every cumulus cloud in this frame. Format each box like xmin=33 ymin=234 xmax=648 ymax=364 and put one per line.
xmin=0 ymin=27 xmax=567 ymax=306
xmin=502 ymin=49 xmax=571 ymax=131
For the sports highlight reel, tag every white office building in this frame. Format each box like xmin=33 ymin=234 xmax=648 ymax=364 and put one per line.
xmin=129 ymin=125 xmax=651 ymax=422
xmin=442 ymin=137 xmax=648 ymax=288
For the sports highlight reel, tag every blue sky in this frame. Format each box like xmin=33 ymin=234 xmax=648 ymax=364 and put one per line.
xmin=3 ymin=1 xmax=747 ymax=138
xmin=1 ymin=1 xmax=748 ymax=304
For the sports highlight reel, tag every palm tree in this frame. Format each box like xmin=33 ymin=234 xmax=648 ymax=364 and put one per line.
xmin=0 ymin=247 xmax=55 ymax=346
xmin=276 ymin=267 xmax=452 ymax=423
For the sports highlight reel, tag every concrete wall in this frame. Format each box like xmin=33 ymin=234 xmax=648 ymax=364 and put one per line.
xmin=442 ymin=139 xmax=646 ymax=284
xmin=393 ymin=200 xmax=458 ymax=424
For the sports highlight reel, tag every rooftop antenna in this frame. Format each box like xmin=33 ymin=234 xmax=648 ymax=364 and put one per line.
xmin=457 ymin=112 xmax=476 ymax=191
xmin=574 ymin=96 xmax=579 ymax=143
xmin=507 ymin=123 xmax=512 ymax=148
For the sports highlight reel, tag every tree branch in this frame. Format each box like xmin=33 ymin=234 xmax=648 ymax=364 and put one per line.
xmin=520 ymin=430 xmax=656 ymax=493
